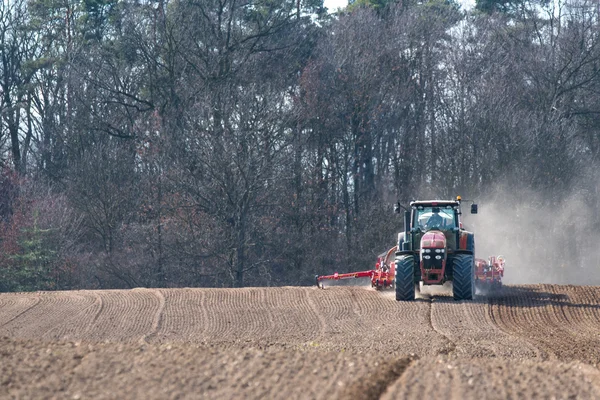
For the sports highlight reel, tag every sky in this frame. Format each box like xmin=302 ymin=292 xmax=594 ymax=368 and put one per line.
xmin=323 ymin=0 xmax=476 ymax=12
xmin=323 ymin=0 xmax=347 ymax=12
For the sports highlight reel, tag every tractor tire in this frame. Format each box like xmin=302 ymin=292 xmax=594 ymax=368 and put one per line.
xmin=452 ymin=253 xmax=475 ymax=301
xmin=395 ymin=255 xmax=415 ymax=301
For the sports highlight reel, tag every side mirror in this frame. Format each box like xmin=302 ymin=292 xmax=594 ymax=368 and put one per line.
xmin=394 ymin=202 xmax=401 ymax=214
xmin=471 ymin=204 xmax=478 ymax=214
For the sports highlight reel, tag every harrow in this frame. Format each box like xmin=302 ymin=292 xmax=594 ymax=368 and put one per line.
xmin=316 ymin=251 xmax=506 ymax=293
xmin=316 ymin=246 xmax=397 ymax=290
xmin=475 ymin=255 xmax=505 ymax=291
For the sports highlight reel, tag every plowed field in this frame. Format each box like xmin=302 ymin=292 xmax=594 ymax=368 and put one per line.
xmin=1 ymin=285 xmax=600 ymax=399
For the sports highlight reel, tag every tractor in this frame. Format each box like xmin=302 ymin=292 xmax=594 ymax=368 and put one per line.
xmin=394 ymin=197 xmax=477 ymax=301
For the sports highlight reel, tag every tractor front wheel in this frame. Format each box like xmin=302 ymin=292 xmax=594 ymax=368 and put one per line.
xmin=453 ymin=254 xmax=475 ymax=301
xmin=395 ymin=255 xmax=415 ymax=301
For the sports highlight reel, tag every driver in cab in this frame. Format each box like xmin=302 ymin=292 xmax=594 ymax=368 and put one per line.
xmin=425 ymin=211 xmax=443 ymax=230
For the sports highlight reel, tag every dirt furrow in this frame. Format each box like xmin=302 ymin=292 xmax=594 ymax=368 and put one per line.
xmin=0 ymin=336 xmax=398 ymax=400
xmin=80 ymin=289 xmax=160 ymax=342
xmin=154 ymin=288 xmax=205 ymax=342
xmin=1 ymin=284 xmax=600 ymax=400
xmin=202 ymin=289 xmax=256 ymax=342
xmin=309 ymin=287 xmax=367 ymax=342
xmin=0 ymin=294 xmax=40 ymax=330
xmin=430 ymin=296 xmax=539 ymax=360
xmin=489 ymin=285 xmax=600 ymax=364
xmin=40 ymin=292 xmax=101 ymax=340
xmin=140 ymin=289 xmax=165 ymax=344
xmin=0 ymin=292 xmax=95 ymax=340
xmin=83 ymin=292 xmax=104 ymax=335
xmin=382 ymin=357 xmax=600 ymax=400
xmin=487 ymin=289 xmax=556 ymax=360
xmin=197 ymin=287 xmax=324 ymax=347
xmin=548 ymin=285 xmax=600 ymax=335
xmin=305 ymin=287 xmax=329 ymax=339
xmin=237 ymin=289 xmax=270 ymax=338
xmin=265 ymin=287 xmax=323 ymax=343
xmin=427 ymin=297 xmax=457 ymax=356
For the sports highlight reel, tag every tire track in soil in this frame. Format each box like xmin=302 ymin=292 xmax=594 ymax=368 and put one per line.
xmin=61 ymin=291 xmax=109 ymax=340
xmin=140 ymin=289 xmax=165 ymax=344
xmin=154 ymin=288 xmax=205 ymax=342
xmin=338 ymin=356 xmax=417 ymax=400
xmin=427 ymin=297 xmax=456 ymax=356
xmin=81 ymin=289 xmax=160 ymax=342
xmin=382 ymin=287 xmax=600 ymax=399
xmin=40 ymin=291 xmax=105 ymax=341
xmin=382 ymin=356 xmax=600 ymax=400
xmin=380 ymin=291 xmax=552 ymax=400
xmin=263 ymin=287 xmax=319 ymax=345
xmin=60 ymin=291 xmax=105 ymax=339
xmin=311 ymin=287 xmax=357 ymax=338
xmin=0 ymin=295 xmax=20 ymax=324
xmin=0 ymin=285 xmax=600 ymax=399
xmin=0 ymin=292 xmax=96 ymax=340
xmin=429 ymin=295 xmax=540 ymax=360
xmin=369 ymin=293 xmax=459 ymax=399
xmin=40 ymin=292 xmax=101 ymax=340
xmin=86 ymin=292 xmax=104 ymax=333
xmin=308 ymin=287 xmax=443 ymax=355
xmin=0 ymin=294 xmax=41 ymax=331
xmin=305 ymin=288 xmax=331 ymax=341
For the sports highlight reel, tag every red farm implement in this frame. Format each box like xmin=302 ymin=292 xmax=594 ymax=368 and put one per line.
xmin=475 ymin=255 xmax=505 ymax=292
xmin=316 ymin=246 xmax=397 ymax=290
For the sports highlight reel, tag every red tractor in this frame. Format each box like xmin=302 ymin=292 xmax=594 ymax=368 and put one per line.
xmin=394 ymin=197 xmax=477 ymax=301
xmin=315 ymin=197 xmax=504 ymax=299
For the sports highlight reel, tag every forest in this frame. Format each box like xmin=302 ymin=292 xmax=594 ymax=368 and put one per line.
xmin=0 ymin=0 xmax=599 ymax=291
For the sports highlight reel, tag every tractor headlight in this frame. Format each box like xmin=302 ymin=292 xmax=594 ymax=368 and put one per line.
xmin=423 ymin=255 xmax=431 ymax=260
xmin=435 ymin=249 xmax=442 ymax=253
xmin=423 ymin=249 xmax=431 ymax=253
xmin=435 ymin=255 xmax=442 ymax=260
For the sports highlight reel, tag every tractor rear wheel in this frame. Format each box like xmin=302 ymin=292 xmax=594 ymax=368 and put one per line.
xmin=453 ymin=254 xmax=474 ymax=301
xmin=395 ymin=255 xmax=415 ymax=301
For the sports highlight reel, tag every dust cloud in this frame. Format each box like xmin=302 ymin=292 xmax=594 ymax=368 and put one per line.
xmin=319 ymin=276 xmax=373 ymax=289
xmin=461 ymin=185 xmax=600 ymax=285
xmin=417 ymin=282 xmax=453 ymax=297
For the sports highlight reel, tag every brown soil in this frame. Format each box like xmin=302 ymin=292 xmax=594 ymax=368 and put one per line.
xmin=1 ymin=284 xmax=599 ymax=399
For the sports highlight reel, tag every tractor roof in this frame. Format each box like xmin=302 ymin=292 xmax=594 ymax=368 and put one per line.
xmin=410 ymin=200 xmax=460 ymax=208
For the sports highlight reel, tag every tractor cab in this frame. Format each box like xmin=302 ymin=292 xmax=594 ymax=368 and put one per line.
xmin=405 ymin=200 xmax=463 ymax=252
xmin=415 ymin=205 xmax=457 ymax=232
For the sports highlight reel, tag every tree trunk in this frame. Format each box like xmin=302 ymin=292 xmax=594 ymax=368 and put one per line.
xmin=234 ymin=209 xmax=246 ymax=288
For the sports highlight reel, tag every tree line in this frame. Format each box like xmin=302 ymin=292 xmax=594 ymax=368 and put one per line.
xmin=1 ymin=0 xmax=599 ymax=291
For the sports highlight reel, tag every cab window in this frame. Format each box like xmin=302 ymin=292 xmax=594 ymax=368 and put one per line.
xmin=415 ymin=206 xmax=456 ymax=231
